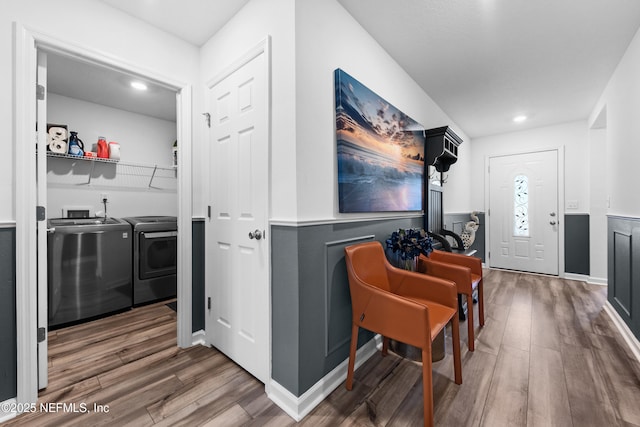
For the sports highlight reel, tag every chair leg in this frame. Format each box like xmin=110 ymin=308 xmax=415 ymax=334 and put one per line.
xmin=451 ymin=316 xmax=462 ymax=385
xmin=382 ymin=336 xmax=389 ymax=356
xmin=345 ymin=323 xmax=359 ymax=391
xmin=421 ymin=347 xmax=434 ymax=427
xmin=478 ymin=279 xmax=485 ymax=327
xmin=467 ymin=294 xmax=475 ymax=352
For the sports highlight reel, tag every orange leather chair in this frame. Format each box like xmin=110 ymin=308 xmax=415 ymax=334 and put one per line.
xmin=344 ymin=241 xmax=462 ymax=427
xmin=418 ymin=250 xmax=484 ymax=351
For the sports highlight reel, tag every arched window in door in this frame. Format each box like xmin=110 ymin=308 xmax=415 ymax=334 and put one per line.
xmin=514 ymin=174 xmax=529 ymax=236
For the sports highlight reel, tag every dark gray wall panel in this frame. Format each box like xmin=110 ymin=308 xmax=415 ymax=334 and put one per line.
xmin=608 ymin=216 xmax=640 ymax=339
xmin=325 ymin=236 xmax=374 ymax=356
xmin=0 ymin=228 xmax=16 ymax=401
xmin=192 ymin=219 xmax=205 ymax=333
xmin=612 ymin=231 xmax=632 ymax=317
xmin=272 ymin=216 xmax=422 ymax=397
xmin=271 ymin=225 xmax=301 ymax=395
xmin=564 ymin=214 xmax=590 ymax=275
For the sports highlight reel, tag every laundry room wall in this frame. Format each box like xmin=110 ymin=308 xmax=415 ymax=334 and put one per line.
xmin=47 ymin=93 xmax=177 ymax=218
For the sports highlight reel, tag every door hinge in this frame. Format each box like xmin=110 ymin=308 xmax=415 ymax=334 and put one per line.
xmin=207 ymin=205 xmax=211 ymax=219
xmin=207 ymin=297 xmax=211 ymax=310
xmin=202 ymin=112 xmax=211 ymax=128
xmin=488 ymin=251 xmax=490 ymax=259
xmin=36 ymin=206 xmax=45 ymax=221
xmin=36 ymin=84 xmax=45 ymax=100
xmin=37 ymin=327 xmax=46 ymax=343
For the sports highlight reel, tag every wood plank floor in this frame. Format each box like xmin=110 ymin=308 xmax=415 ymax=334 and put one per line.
xmin=5 ymin=269 xmax=640 ymax=426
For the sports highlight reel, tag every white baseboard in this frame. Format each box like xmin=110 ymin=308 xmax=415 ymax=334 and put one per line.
xmin=0 ymin=398 xmax=17 ymax=423
xmin=560 ymin=272 xmax=607 ymax=286
xmin=563 ymin=273 xmax=589 ymax=282
xmin=604 ymin=301 xmax=640 ymax=363
xmin=587 ymin=276 xmax=607 ymax=286
xmin=267 ymin=335 xmax=382 ymax=421
xmin=191 ymin=329 xmax=206 ymax=346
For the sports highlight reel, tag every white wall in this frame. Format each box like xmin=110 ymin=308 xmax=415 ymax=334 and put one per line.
xmin=198 ymin=0 xmax=297 ymax=220
xmin=294 ymin=0 xmax=471 ymax=220
xmin=470 ymin=121 xmax=590 ymax=212
xmin=590 ymin=25 xmax=640 ymax=218
xmin=46 ymin=93 xmax=177 ymax=218
xmin=2 ymin=0 xmax=198 ymax=221
xmin=588 ymin=126 xmax=608 ymax=283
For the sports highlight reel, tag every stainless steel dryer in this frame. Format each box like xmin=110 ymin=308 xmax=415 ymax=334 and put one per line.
xmin=47 ymin=217 xmax=132 ymax=328
xmin=122 ymin=216 xmax=177 ymax=306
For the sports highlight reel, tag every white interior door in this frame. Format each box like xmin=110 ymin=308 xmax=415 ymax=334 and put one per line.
xmin=205 ymin=48 xmax=269 ymax=383
xmin=36 ymin=50 xmax=48 ymax=389
xmin=489 ymin=150 xmax=559 ymax=275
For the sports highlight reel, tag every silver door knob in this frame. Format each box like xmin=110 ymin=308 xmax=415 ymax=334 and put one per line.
xmin=249 ymin=229 xmax=263 ymax=240
xmin=550 ymin=221 xmax=557 ymax=225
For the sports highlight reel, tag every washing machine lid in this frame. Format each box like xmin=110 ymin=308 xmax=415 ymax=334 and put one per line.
xmin=49 ymin=217 xmax=125 ymax=226
xmin=122 ymin=216 xmax=177 ymax=226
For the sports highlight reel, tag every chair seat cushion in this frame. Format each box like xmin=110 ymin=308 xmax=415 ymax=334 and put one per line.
xmin=410 ymin=297 xmax=456 ymax=340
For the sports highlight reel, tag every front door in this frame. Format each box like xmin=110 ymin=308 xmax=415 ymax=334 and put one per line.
xmin=489 ymin=150 xmax=559 ymax=275
xmin=205 ymin=47 xmax=270 ymax=383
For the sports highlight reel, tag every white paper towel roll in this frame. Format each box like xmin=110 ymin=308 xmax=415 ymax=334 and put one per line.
xmin=47 ymin=126 xmax=68 ymax=154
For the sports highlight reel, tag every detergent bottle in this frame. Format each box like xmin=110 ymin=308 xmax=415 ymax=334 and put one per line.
xmin=67 ymin=132 xmax=84 ymax=157
xmin=97 ymin=136 xmax=109 ymax=158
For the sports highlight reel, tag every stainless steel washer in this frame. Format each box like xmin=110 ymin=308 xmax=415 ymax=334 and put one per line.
xmin=122 ymin=216 xmax=177 ymax=306
xmin=47 ymin=217 xmax=132 ymax=328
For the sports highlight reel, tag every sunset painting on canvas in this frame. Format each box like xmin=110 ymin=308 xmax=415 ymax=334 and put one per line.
xmin=335 ymin=69 xmax=425 ymax=213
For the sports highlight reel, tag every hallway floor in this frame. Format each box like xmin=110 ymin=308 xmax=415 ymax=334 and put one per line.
xmin=4 ymin=269 xmax=640 ymax=426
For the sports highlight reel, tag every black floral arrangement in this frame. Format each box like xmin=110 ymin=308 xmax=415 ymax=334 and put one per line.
xmin=386 ymin=228 xmax=434 ymax=261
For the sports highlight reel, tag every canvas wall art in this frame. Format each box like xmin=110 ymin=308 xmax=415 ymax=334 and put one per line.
xmin=335 ymin=69 xmax=425 ymax=213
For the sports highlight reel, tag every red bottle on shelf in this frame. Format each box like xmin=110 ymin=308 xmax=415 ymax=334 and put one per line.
xmin=97 ymin=136 xmax=108 ymax=158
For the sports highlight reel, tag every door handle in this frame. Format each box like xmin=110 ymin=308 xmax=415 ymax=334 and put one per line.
xmin=248 ymin=229 xmax=263 ymax=240
xmin=549 ymin=221 xmax=557 ymax=225
xmin=550 ymin=212 xmax=556 ymax=217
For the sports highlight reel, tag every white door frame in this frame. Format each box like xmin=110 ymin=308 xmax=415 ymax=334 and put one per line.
xmin=484 ymin=146 xmax=565 ymax=276
xmin=13 ymin=23 xmax=193 ymax=405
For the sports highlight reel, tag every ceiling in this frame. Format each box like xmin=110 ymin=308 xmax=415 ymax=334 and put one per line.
xmin=338 ymin=0 xmax=640 ymax=138
xmin=98 ymin=0 xmax=250 ymax=46
xmin=47 ymin=0 xmax=250 ymax=122
xmin=47 ymin=53 xmax=178 ymax=122
xmin=54 ymin=1 xmax=640 ymax=138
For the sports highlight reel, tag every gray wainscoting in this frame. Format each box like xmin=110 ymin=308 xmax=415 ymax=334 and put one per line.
xmin=192 ymin=219 xmax=205 ymax=333
xmin=608 ymin=216 xmax=640 ymax=340
xmin=443 ymin=212 xmax=486 ymax=262
xmin=271 ymin=216 xmax=423 ymax=397
xmin=0 ymin=227 xmax=16 ymax=401
xmin=565 ymin=214 xmax=590 ymax=275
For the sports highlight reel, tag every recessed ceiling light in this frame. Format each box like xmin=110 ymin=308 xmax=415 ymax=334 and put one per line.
xmin=513 ymin=115 xmax=527 ymax=123
xmin=130 ymin=81 xmax=148 ymax=91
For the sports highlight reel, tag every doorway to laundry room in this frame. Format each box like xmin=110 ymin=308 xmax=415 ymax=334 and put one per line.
xmin=34 ymin=46 xmax=186 ymax=391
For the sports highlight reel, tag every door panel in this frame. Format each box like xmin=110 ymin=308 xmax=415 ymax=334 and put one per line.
xmin=36 ymin=50 xmax=48 ymax=389
xmin=205 ymin=51 xmax=269 ymax=384
xmin=489 ymin=150 xmax=558 ymax=275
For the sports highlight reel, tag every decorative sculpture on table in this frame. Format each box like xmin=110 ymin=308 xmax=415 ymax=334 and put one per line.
xmin=460 ymin=211 xmax=480 ymax=250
